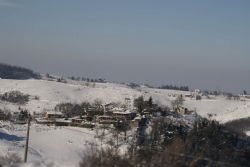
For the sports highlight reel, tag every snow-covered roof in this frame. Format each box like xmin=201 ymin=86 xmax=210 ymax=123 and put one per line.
xmin=133 ymin=116 xmax=141 ymax=120
xmin=46 ymin=111 xmax=63 ymax=115
xmin=97 ymin=115 xmax=113 ymax=118
xmin=111 ymin=107 xmax=124 ymax=112
xmin=55 ymin=118 xmax=71 ymax=123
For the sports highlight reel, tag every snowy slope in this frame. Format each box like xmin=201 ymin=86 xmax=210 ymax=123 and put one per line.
xmin=0 ymin=79 xmax=141 ymax=113
xmin=0 ymin=78 xmax=249 ymax=123
xmin=0 ymin=78 xmax=250 ymax=167
xmin=140 ymin=87 xmax=250 ymax=123
xmin=0 ymin=124 xmax=97 ymax=167
xmin=185 ymin=98 xmax=250 ymax=123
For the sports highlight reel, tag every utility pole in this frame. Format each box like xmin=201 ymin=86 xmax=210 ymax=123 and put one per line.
xmin=116 ymin=128 xmax=119 ymax=147
xmin=124 ymin=119 xmax=127 ymax=141
xmin=24 ymin=114 xmax=31 ymax=162
xmin=116 ymin=120 xmax=120 ymax=148
xmin=124 ymin=129 xmax=127 ymax=141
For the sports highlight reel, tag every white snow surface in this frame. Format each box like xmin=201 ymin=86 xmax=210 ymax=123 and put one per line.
xmin=0 ymin=79 xmax=250 ymax=166
xmin=0 ymin=79 xmax=140 ymax=113
xmin=0 ymin=123 xmax=97 ymax=167
xmin=0 ymin=79 xmax=249 ymax=123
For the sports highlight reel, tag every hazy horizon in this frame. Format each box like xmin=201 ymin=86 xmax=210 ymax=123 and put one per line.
xmin=0 ymin=0 xmax=249 ymax=93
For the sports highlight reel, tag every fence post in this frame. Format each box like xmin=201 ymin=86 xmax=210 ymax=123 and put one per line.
xmin=24 ymin=115 xmax=31 ymax=162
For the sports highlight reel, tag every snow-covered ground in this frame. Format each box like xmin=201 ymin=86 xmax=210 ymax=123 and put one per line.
xmin=0 ymin=79 xmax=140 ymax=113
xmin=140 ymin=87 xmax=250 ymax=123
xmin=185 ymin=98 xmax=250 ymax=123
xmin=0 ymin=122 xmax=98 ymax=167
xmin=0 ymin=79 xmax=249 ymax=123
xmin=0 ymin=78 xmax=250 ymax=166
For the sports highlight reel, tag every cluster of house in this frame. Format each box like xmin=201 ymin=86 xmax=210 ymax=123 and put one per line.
xmin=34 ymin=102 xmax=140 ymax=128
xmin=173 ymin=90 xmax=250 ymax=101
xmin=166 ymin=89 xmax=202 ymax=100
xmin=0 ymin=94 xmax=201 ymax=129
xmin=35 ymin=111 xmax=139 ymax=128
xmin=239 ymin=94 xmax=250 ymax=101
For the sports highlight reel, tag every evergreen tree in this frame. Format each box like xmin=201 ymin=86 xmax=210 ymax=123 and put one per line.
xmin=147 ymin=96 xmax=153 ymax=109
xmin=134 ymin=96 xmax=145 ymax=115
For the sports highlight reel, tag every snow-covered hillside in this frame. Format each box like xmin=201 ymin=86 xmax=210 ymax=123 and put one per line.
xmin=0 ymin=122 xmax=97 ymax=167
xmin=0 ymin=78 xmax=250 ymax=167
xmin=0 ymin=79 xmax=140 ymax=113
xmin=0 ymin=79 xmax=249 ymax=123
xmin=140 ymin=87 xmax=250 ymax=123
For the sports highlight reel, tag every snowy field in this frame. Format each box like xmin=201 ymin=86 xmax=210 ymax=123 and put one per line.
xmin=0 ymin=79 xmax=140 ymax=113
xmin=0 ymin=78 xmax=250 ymax=166
xmin=0 ymin=122 xmax=98 ymax=167
xmin=0 ymin=79 xmax=249 ymax=124
xmin=140 ymin=87 xmax=250 ymax=123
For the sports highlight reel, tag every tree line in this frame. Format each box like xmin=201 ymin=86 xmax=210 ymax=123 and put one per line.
xmin=68 ymin=76 xmax=107 ymax=83
xmin=159 ymin=85 xmax=189 ymax=91
xmin=0 ymin=63 xmax=40 ymax=79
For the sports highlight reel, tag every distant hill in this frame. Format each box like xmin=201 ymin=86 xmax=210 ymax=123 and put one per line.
xmin=0 ymin=63 xmax=40 ymax=79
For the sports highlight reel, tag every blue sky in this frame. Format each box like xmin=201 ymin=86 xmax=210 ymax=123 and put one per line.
xmin=0 ymin=0 xmax=249 ymax=93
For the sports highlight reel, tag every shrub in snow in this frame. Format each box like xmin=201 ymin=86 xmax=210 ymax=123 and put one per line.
xmin=196 ymin=95 xmax=202 ymax=100
xmin=0 ymin=108 xmax=12 ymax=121
xmin=0 ymin=91 xmax=29 ymax=105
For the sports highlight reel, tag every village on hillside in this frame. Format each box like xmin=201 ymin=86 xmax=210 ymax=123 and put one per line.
xmin=0 ymin=72 xmax=249 ymax=167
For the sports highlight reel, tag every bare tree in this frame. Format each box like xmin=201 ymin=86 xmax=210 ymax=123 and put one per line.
xmin=171 ymin=95 xmax=184 ymax=109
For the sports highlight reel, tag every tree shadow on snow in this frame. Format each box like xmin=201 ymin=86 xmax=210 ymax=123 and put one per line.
xmin=0 ymin=131 xmax=24 ymax=141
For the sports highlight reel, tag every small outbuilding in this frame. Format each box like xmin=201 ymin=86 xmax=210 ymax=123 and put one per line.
xmin=45 ymin=112 xmax=63 ymax=120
